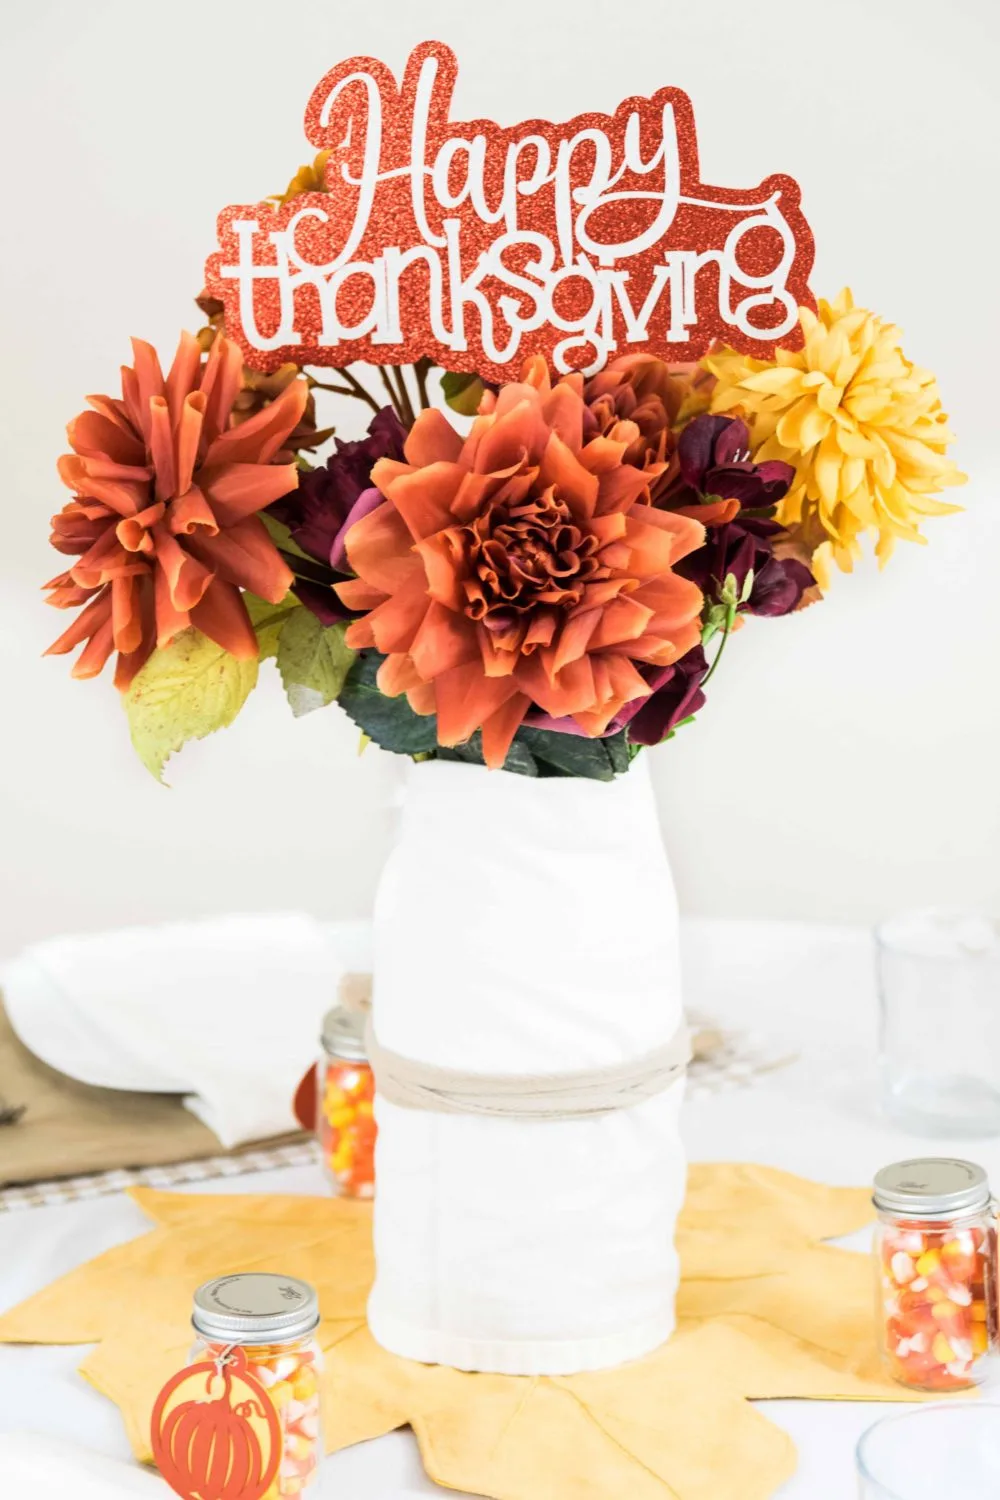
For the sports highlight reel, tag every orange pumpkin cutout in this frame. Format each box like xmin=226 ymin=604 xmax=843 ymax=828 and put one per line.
xmin=151 ymin=1346 xmax=281 ymax=1500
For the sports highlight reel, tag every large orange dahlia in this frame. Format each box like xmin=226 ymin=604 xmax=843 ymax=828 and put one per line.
xmin=337 ymin=364 xmax=706 ymax=768
xmin=44 ymin=332 xmax=307 ymax=687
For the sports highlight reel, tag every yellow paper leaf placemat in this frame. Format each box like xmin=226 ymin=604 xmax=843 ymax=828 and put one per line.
xmin=0 ymin=1164 xmax=925 ymax=1499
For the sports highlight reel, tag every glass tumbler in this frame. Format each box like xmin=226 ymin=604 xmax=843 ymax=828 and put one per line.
xmin=857 ymin=1404 xmax=1000 ymax=1498
xmin=876 ymin=909 xmax=1000 ymax=1136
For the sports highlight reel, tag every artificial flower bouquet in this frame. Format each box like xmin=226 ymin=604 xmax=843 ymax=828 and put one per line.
xmin=43 ymin=281 xmax=964 ymax=781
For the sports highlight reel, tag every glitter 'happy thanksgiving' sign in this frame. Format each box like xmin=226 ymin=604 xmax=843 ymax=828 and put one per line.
xmin=205 ymin=41 xmax=815 ymax=379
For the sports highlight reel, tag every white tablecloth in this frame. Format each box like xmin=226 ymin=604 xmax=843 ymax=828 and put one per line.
xmin=2 ymin=918 xmax=998 ymax=1498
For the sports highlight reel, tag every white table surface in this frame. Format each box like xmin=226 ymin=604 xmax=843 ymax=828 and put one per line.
xmin=2 ymin=917 xmax=998 ymax=1498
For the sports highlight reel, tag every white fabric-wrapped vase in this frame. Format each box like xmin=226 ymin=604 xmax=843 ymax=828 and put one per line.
xmin=368 ymin=754 xmax=687 ymax=1376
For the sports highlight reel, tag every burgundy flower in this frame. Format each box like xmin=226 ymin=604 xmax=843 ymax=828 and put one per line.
xmin=676 ymin=513 xmax=814 ymax=618
xmin=661 ymin=413 xmax=812 ymax=619
xmin=676 ymin=414 xmax=795 ymax=511
xmin=622 ymin=645 xmax=709 ymax=747
xmin=269 ymin=406 xmax=407 ymax=622
xmin=527 ymin=644 xmax=709 ymax=747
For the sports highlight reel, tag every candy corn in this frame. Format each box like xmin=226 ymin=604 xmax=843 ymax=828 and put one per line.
xmin=878 ymin=1222 xmax=995 ymax=1390
xmin=205 ymin=1340 xmax=322 ymax=1494
xmin=317 ymin=1060 xmax=376 ymax=1198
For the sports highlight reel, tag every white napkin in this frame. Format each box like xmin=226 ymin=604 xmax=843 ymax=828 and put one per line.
xmin=2 ymin=913 xmax=372 ymax=1148
xmin=0 ymin=1435 xmax=165 ymax=1498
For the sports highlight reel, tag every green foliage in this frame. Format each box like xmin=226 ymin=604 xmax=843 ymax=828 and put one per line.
xmin=124 ymin=629 xmax=258 ymax=783
xmin=441 ymin=726 xmax=629 ymax=780
xmin=701 ymin=569 xmax=753 ymax=646
xmin=441 ymin=370 xmax=486 ymax=416
xmin=437 ymin=731 xmax=539 ymax=778
xmin=243 ymin=592 xmax=300 ymax=661
xmin=518 ymin=726 xmax=629 ymax=781
xmin=276 ymin=609 xmax=355 ymax=717
xmin=259 ymin=511 xmax=315 ymax=565
xmin=338 ymin=652 xmax=439 ymax=754
xmin=338 ymin=651 xmax=633 ymax=779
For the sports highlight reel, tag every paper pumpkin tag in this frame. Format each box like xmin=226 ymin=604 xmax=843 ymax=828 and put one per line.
xmin=151 ymin=1346 xmax=281 ymax=1500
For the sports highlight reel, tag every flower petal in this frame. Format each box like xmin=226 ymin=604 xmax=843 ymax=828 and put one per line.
xmin=189 ymin=579 xmax=258 ymax=658
xmin=480 ymin=692 xmax=531 ymax=769
xmin=403 ymin=408 xmax=465 ymax=466
xmin=434 ymin=663 xmax=520 ymax=747
xmin=200 ymin=462 xmax=302 ymax=526
xmin=203 ymin=377 xmax=309 ymax=465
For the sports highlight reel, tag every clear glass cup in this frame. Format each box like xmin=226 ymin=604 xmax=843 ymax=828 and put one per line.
xmin=857 ymin=1404 xmax=1000 ymax=1497
xmin=876 ymin=909 xmax=1000 ymax=1135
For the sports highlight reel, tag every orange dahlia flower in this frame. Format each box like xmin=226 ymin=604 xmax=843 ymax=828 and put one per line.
xmin=584 ymin=354 xmax=687 ymax=501
xmin=337 ymin=364 xmax=705 ymax=768
xmin=44 ymin=332 xmax=307 ymax=687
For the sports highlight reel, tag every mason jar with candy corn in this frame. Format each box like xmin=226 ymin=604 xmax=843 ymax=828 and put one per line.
xmin=317 ymin=1005 xmax=376 ymax=1198
xmin=187 ymin=1273 xmax=324 ymax=1498
xmin=873 ymin=1158 xmax=996 ymax=1391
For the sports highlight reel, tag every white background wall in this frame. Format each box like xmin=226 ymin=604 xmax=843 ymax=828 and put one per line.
xmin=1 ymin=0 xmax=997 ymax=960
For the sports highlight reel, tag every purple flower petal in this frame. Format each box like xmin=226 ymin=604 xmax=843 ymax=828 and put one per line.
xmin=265 ymin=405 xmax=407 ymax=622
xmin=678 ymin=415 xmax=731 ymax=491
xmin=711 ymin=416 xmax=751 ymax=469
xmin=331 ymin=486 xmax=385 ymax=572
xmin=291 ymin=579 xmax=351 ymax=625
xmin=626 ymin=647 xmax=709 ymax=746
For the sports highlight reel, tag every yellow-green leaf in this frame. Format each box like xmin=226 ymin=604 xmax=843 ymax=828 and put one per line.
xmin=276 ymin=608 xmax=355 ymax=717
xmin=243 ymin=591 xmax=301 ymax=661
xmin=124 ymin=629 xmax=259 ymax=783
xmin=441 ymin=370 xmax=485 ymax=416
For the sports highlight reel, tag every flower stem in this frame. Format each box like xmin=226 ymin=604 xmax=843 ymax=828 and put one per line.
xmin=389 ymin=365 xmax=417 ymax=426
xmin=338 ymin=367 xmax=382 ymax=415
xmin=377 ymin=366 xmax=405 ymax=420
xmin=413 ymin=357 xmax=433 ymax=410
xmin=308 ymin=379 xmax=364 ymax=400
xmin=700 ymin=611 xmax=734 ymax=689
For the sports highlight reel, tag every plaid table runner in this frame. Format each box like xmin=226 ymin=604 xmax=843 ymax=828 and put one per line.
xmin=0 ymin=1140 xmax=320 ymax=1212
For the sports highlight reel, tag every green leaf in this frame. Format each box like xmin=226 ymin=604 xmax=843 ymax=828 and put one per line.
xmin=660 ymin=714 xmax=698 ymax=746
xmin=338 ymin=651 xmax=632 ymax=777
xmin=604 ymin=729 xmax=631 ymax=775
xmin=124 ymin=628 xmax=258 ymax=783
xmin=338 ymin=651 xmax=439 ymax=754
xmin=438 ymin=730 xmax=539 ymax=778
xmin=441 ymin=370 xmax=485 ymax=417
xmin=518 ymin=727 xmax=618 ymax=781
xmin=276 ymin=609 xmax=355 ymax=717
xmin=259 ymin=511 xmax=316 ymax=565
xmin=243 ymin=592 xmax=300 ymax=661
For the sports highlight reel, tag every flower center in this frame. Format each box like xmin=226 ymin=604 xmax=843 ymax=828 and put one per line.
xmin=458 ymin=489 xmax=606 ymax=632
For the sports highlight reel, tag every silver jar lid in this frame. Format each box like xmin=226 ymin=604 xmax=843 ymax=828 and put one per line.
xmin=192 ymin=1273 xmax=320 ymax=1345
xmin=320 ymin=1004 xmax=368 ymax=1063
xmin=873 ymin=1158 xmax=991 ymax=1219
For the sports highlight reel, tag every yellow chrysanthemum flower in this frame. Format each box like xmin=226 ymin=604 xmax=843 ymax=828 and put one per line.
xmin=704 ymin=290 xmax=965 ymax=586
